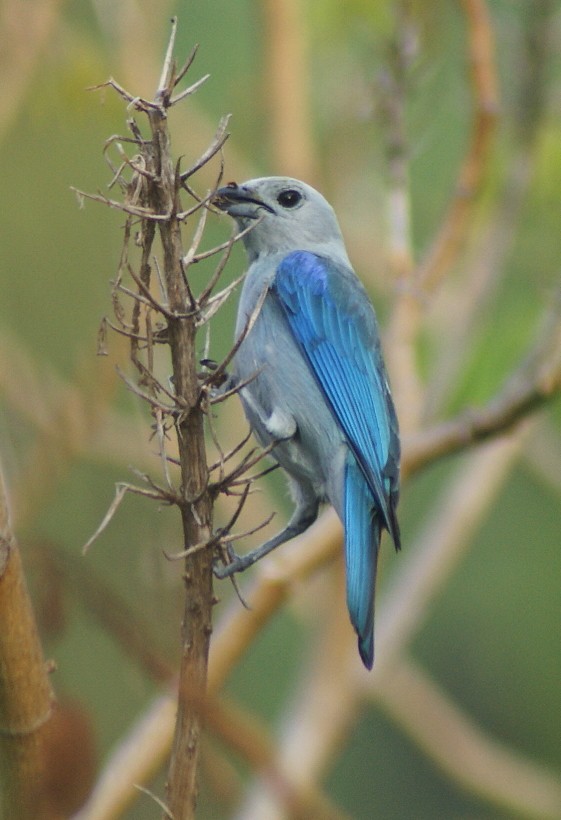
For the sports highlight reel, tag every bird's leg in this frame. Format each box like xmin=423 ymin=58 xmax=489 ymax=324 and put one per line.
xmin=214 ymin=498 xmax=319 ymax=578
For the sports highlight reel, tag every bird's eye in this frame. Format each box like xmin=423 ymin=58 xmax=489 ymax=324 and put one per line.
xmin=277 ymin=189 xmax=302 ymax=209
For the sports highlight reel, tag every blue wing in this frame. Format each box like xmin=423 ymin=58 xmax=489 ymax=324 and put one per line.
xmin=272 ymin=250 xmax=400 ymax=546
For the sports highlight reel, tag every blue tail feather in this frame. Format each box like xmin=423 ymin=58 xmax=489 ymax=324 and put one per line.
xmin=344 ymin=456 xmax=379 ymax=669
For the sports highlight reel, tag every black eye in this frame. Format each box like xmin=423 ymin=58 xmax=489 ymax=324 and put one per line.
xmin=277 ymin=189 xmax=302 ymax=209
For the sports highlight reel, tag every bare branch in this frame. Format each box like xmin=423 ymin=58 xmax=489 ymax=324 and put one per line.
xmin=70 ymin=186 xmax=170 ymax=220
xmin=196 ymin=271 xmax=246 ymax=326
xmin=207 ymin=427 xmax=253 ymax=473
xmin=191 ymin=213 xmax=266 ymax=263
xmin=218 ymin=482 xmax=251 ymax=536
xmin=83 ymin=481 xmax=174 ymax=555
xmin=203 ymin=283 xmax=268 ymax=390
xmin=208 ymin=368 xmax=263 ymax=406
xmin=180 ymin=114 xmax=231 ymax=180
xmin=212 ymin=441 xmax=276 ymax=495
xmin=197 ymin=234 xmax=235 ymax=307
xmin=125 ymin=264 xmax=174 ymax=318
xmin=170 ymin=73 xmax=210 ymax=106
xmin=156 ymin=16 xmax=178 ymax=97
xmin=228 ymin=462 xmax=279 ymax=487
xmin=89 ymin=77 xmax=162 ymax=113
xmin=173 ymin=44 xmax=200 ymax=89
xmin=219 ymin=511 xmax=276 ymax=545
xmin=135 ymin=785 xmax=174 ymax=819
xmin=404 ymin=299 xmax=561 ymax=477
xmin=181 ymin=200 xmax=209 ymax=268
xmin=375 ymin=656 xmax=561 ymax=819
xmin=116 ymin=367 xmax=180 ymax=415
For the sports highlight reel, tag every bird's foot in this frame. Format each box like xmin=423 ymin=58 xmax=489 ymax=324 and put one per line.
xmin=199 ymin=359 xmax=237 ymax=400
xmin=213 ymin=545 xmax=253 ymax=579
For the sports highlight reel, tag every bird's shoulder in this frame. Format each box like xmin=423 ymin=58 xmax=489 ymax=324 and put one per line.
xmin=274 ymin=250 xmax=380 ymax=347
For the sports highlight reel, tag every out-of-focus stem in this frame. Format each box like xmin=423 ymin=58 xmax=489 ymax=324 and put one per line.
xmin=0 ymin=463 xmax=56 ymax=819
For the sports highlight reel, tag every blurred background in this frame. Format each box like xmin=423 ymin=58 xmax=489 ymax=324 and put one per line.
xmin=1 ymin=1 xmax=561 ymax=818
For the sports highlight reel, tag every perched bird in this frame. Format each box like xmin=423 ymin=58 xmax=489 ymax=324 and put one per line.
xmin=213 ymin=177 xmax=400 ymax=668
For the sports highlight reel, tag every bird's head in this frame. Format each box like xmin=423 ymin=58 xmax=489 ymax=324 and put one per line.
xmin=213 ymin=176 xmax=350 ymax=264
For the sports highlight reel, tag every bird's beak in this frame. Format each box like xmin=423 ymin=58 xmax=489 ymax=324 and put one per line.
xmin=212 ymin=182 xmax=275 ymax=219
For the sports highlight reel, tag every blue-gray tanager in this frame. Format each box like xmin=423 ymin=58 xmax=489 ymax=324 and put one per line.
xmin=213 ymin=177 xmax=400 ymax=668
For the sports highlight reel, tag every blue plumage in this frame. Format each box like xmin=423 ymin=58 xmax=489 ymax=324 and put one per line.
xmin=274 ymin=251 xmax=399 ymax=540
xmin=273 ymin=251 xmax=399 ymax=668
xmin=344 ymin=456 xmax=378 ymax=667
xmin=213 ymin=177 xmax=400 ymax=668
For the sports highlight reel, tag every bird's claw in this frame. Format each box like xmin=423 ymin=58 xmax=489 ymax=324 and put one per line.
xmin=213 ymin=544 xmax=244 ymax=579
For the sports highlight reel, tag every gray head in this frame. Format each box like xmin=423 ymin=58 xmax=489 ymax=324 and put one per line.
xmin=214 ymin=176 xmax=351 ymax=265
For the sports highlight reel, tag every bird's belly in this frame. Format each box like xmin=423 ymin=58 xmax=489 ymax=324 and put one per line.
xmin=236 ymin=341 xmax=344 ymax=500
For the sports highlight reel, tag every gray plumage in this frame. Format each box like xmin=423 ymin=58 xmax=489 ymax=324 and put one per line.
xmin=213 ymin=177 xmax=400 ymax=668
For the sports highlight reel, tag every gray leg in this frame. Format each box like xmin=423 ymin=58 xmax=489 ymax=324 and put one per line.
xmin=214 ymin=497 xmax=319 ymax=578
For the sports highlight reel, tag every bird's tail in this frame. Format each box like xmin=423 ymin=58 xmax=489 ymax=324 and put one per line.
xmin=344 ymin=457 xmax=379 ymax=669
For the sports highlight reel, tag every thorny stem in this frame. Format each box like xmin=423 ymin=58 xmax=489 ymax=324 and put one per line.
xmin=142 ymin=93 xmax=213 ymax=820
xmin=84 ymin=19 xmax=282 ymax=818
xmin=89 ymin=20 xmax=236 ymax=819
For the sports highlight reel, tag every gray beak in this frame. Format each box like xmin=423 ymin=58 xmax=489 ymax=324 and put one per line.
xmin=213 ymin=183 xmax=275 ymax=219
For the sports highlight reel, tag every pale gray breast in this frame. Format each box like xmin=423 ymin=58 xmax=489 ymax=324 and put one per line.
xmin=233 ymin=271 xmax=345 ymax=501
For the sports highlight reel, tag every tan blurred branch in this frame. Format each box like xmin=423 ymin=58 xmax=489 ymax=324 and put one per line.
xmin=73 ymin=685 xmax=350 ymax=820
xmin=421 ymin=148 xmax=536 ymax=421
xmin=376 ymin=656 xmax=561 ymax=819
xmin=387 ymin=0 xmax=498 ymax=433
xmin=415 ymin=0 xmax=499 ymax=292
xmin=0 ymin=0 xmax=65 ymax=142
xmin=234 ymin=563 xmax=358 ymax=820
xmin=236 ymin=430 xmax=527 ymax=819
xmin=43 ymin=541 xmax=174 ymax=684
xmin=261 ymin=0 xmax=318 ymax=183
xmin=404 ymin=297 xmax=561 ymax=477
xmin=0 ymin=463 xmax=56 ymax=818
xmin=524 ymin=418 xmax=561 ymax=497
xmin=0 ymin=334 xmax=126 ymax=529
xmin=375 ymin=433 xmax=527 ymax=677
xmin=72 ymin=416 xmax=550 ymax=817
xmin=383 ymin=5 xmax=421 ymax=433
xmin=206 ymin=697 xmax=350 ymax=820
xmin=72 ymin=693 xmax=177 ymax=820
xmin=72 ymin=513 xmax=342 ymax=819
xmin=209 ymin=509 xmax=341 ymax=691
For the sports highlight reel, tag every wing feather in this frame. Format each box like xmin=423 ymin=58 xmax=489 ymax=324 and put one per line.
xmin=273 ymin=251 xmax=400 ymax=545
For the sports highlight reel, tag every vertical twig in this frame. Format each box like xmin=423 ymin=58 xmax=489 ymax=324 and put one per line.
xmin=140 ymin=32 xmax=214 ymax=819
xmin=82 ymin=19 xmax=218 ymax=817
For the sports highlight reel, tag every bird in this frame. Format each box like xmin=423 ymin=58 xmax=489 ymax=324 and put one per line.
xmin=212 ymin=176 xmax=400 ymax=669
